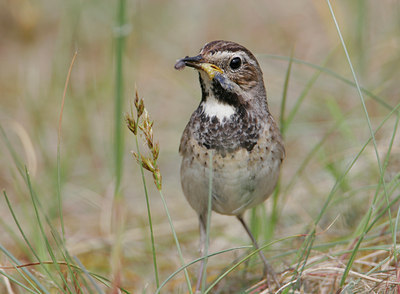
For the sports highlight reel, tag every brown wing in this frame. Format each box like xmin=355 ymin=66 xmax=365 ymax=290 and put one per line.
xmin=179 ymin=122 xmax=192 ymax=156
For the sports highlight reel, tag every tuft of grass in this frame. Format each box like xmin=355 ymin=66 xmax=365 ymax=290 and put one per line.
xmin=0 ymin=162 xmax=127 ymax=292
xmin=125 ymin=91 xmax=193 ymax=293
xmin=326 ymin=0 xmax=389 ymax=288
xmin=126 ymin=91 xmax=160 ymax=287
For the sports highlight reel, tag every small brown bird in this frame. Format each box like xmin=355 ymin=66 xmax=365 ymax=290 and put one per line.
xmin=175 ymin=40 xmax=285 ymax=290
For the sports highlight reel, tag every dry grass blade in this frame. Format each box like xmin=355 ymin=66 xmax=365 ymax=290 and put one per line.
xmin=126 ymin=94 xmax=162 ymax=190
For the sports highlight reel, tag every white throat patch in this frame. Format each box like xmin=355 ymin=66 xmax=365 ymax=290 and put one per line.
xmin=201 ymin=95 xmax=235 ymax=121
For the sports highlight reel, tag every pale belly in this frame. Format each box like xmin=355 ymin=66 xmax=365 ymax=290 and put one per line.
xmin=180 ymin=146 xmax=281 ymax=216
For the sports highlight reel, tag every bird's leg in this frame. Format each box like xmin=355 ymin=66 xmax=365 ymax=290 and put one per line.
xmin=236 ymin=215 xmax=280 ymax=289
xmin=196 ymin=214 xmax=207 ymax=293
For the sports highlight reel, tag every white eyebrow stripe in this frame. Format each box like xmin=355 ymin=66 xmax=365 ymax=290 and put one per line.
xmin=237 ymin=52 xmax=257 ymax=66
xmin=207 ymin=51 xmax=234 ymax=60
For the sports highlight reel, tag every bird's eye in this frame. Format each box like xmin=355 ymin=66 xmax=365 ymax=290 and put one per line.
xmin=229 ymin=57 xmax=242 ymax=70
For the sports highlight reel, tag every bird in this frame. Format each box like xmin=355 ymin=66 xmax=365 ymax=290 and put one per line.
xmin=175 ymin=40 xmax=285 ymax=291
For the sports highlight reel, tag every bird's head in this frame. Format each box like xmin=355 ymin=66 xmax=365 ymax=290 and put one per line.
xmin=175 ymin=40 xmax=268 ymax=112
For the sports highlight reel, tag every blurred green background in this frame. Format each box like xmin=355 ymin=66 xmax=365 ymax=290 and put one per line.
xmin=1 ymin=0 xmax=399 ymax=292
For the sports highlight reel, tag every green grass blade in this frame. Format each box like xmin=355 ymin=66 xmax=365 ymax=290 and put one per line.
xmin=201 ymin=151 xmax=214 ymax=292
xmin=2 ymin=191 xmax=51 ymax=294
xmin=291 ymin=100 xmax=400 ymax=287
xmin=281 ymin=110 xmax=349 ymax=210
xmin=0 ymin=125 xmax=25 ymax=177
xmin=128 ymin=95 xmax=192 ymax=291
xmin=355 ymin=0 xmax=367 ymax=75
xmin=157 ymin=191 xmax=193 ymax=293
xmin=0 ymin=267 xmax=39 ymax=294
xmin=284 ymin=54 xmax=331 ymax=131
xmin=326 ymin=0 xmax=389 ymax=285
xmin=1 ymin=126 xmax=79 ymax=290
xmin=205 ymin=235 xmax=298 ymax=293
xmin=280 ymin=49 xmax=293 ymax=134
xmin=57 ymin=51 xmax=78 ymax=243
xmin=113 ymin=0 xmax=127 ymax=196
xmin=74 ymin=256 xmax=105 ymax=294
xmin=133 ymin=114 xmax=160 ymax=288
xmin=367 ymin=193 xmax=400 ymax=234
xmin=325 ymin=97 xmax=356 ymax=142
xmin=394 ymin=200 xmax=400 ymax=264
xmin=267 ymin=179 xmax=281 ymax=241
xmin=0 ymin=243 xmax=41 ymax=293
xmin=111 ymin=0 xmax=128 ymax=289
xmin=0 ymin=208 xmax=30 ymax=256
xmin=263 ymin=50 xmax=294 ymax=243
xmin=284 ymin=70 xmax=318 ymax=130
xmin=2 ymin=122 xmax=79 ymax=290
xmin=24 ymin=168 xmax=71 ymax=293
xmin=155 ymin=246 xmax=251 ymax=294
xmin=383 ymin=115 xmax=400 ymax=249
xmin=341 ymin=192 xmax=400 ymax=289
xmin=49 ymin=230 xmax=87 ymax=293
xmin=327 ymin=0 xmax=384 ymax=177
xmin=259 ymin=54 xmax=395 ymax=112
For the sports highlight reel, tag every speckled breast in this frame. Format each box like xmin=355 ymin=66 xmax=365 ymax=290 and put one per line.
xmin=180 ymin=111 xmax=284 ymax=216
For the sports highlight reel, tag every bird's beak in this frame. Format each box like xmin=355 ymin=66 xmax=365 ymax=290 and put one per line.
xmin=175 ymin=55 xmax=223 ymax=80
